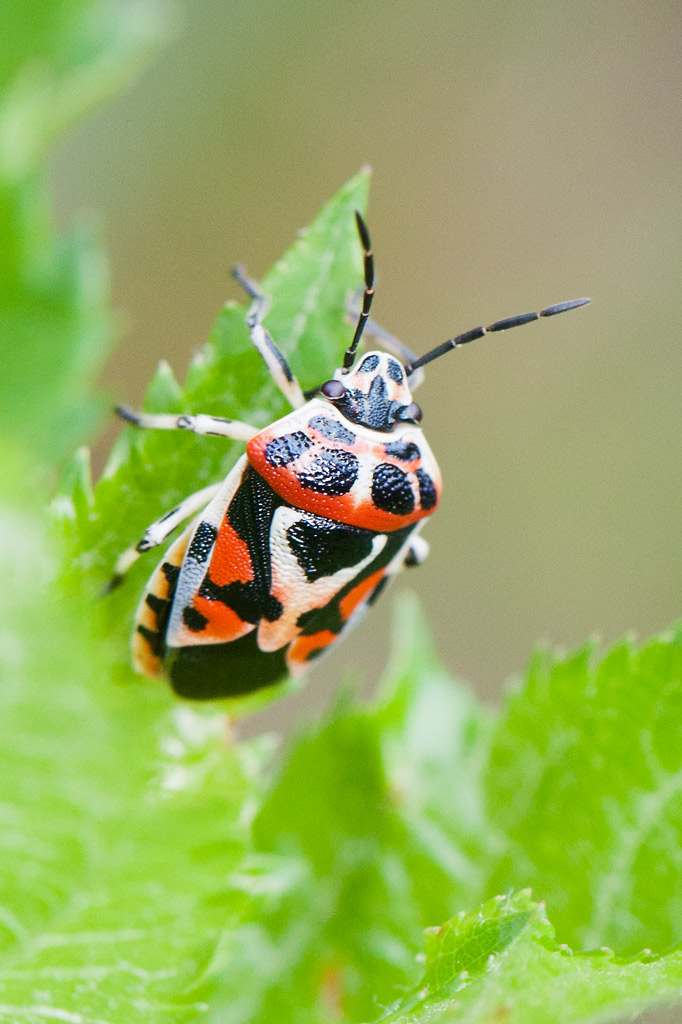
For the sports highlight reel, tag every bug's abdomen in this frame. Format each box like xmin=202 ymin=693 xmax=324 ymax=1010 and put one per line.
xmin=246 ymin=401 xmax=441 ymax=532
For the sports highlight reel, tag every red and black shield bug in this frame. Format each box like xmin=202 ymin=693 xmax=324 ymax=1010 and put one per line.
xmin=110 ymin=213 xmax=589 ymax=700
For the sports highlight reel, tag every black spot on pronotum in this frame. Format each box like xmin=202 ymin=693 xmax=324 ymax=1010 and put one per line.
xmin=265 ymin=431 xmax=313 ymax=466
xmin=308 ymin=415 xmax=356 ymax=445
xmin=287 ymin=514 xmax=374 ymax=582
xmin=371 ymin=463 xmax=415 ymax=515
xmin=187 ymin=522 xmax=217 ymax=564
xmin=416 ymin=468 xmax=437 ymax=510
xmin=358 ymin=354 xmax=380 ymax=373
xmin=386 ymin=359 xmax=404 ymax=383
xmin=296 ymin=448 xmax=359 ymax=496
xmin=182 ymin=605 xmax=209 ymax=632
xmin=384 ymin=439 xmax=421 ymax=462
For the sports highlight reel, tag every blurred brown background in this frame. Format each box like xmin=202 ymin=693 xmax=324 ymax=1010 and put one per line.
xmin=52 ymin=0 xmax=682 ymax=733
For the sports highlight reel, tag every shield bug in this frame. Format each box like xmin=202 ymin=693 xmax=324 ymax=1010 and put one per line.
xmin=110 ymin=213 xmax=589 ymax=699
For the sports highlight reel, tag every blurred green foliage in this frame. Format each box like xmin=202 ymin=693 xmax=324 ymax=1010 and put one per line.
xmin=4 ymin=4 xmax=682 ymax=1023
xmin=0 ymin=0 xmax=159 ymax=461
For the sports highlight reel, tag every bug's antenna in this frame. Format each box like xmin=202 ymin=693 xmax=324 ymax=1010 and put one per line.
xmin=342 ymin=212 xmax=375 ymax=371
xmin=404 ymin=297 xmax=591 ymax=376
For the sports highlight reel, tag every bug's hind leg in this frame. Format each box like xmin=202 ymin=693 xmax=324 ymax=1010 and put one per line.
xmin=404 ymin=535 xmax=429 ymax=567
xmin=105 ymin=482 xmax=221 ymax=594
xmin=232 ymin=265 xmax=306 ymax=409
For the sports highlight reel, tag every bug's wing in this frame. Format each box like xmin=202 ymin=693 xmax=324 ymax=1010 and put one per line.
xmin=272 ymin=515 xmax=420 ymax=675
xmin=255 ymin=506 xmax=391 ymax=653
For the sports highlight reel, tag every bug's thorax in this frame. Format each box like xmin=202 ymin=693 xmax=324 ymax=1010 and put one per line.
xmin=246 ymin=392 xmax=442 ymax=533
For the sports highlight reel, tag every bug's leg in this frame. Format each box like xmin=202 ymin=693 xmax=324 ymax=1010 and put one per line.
xmin=404 ymin=535 xmax=430 ymax=568
xmin=232 ymin=264 xmax=306 ymax=409
xmin=105 ymin=481 xmax=221 ymax=593
xmin=115 ymin=406 xmax=258 ymax=441
xmin=346 ymin=292 xmax=425 ymax=390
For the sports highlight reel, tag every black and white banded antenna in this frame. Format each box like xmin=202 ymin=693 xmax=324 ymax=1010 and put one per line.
xmin=342 ymin=211 xmax=375 ymax=371
xmin=403 ymin=298 xmax=591 ymax=377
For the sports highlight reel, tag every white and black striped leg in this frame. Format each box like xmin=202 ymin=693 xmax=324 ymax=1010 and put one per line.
xmin=115 ymin=406 xmax=258 ymax=441
xmin=105 ymin=482 xmax=221 ymax=594
xmin=232 ymin=265 xmax=306 ymax=409
xmin=404 ymin=536 xmax=430 ymax=568
xmin=346 ymin=293 xmax=425 ymax=390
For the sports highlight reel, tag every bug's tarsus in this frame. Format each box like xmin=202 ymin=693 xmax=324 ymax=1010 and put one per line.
xmin=342 ymin=211 xmax=375 ymax=372
xmin=102 ymin=573 xmax=124 ymax=596
xmin=232 ymin=265 xmax=271 ymax=326
xmin=115 ymin=404 xmax=142 ymax=426
xmin=404 ymin=297 xmax=591 ymax=375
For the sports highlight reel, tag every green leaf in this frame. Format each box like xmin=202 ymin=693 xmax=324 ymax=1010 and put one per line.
xmin=60 ymin=167 xmax=371 ymax=701
xmin=259 ymin=164 xmax=372 ymax=389
xmin=483 ymin=631 xmax=682 ymax=955
xmin=202 ymin=595 xmax=492 ymax=1023
xmin=0 ymin=454 xmax=265 ymax=1021
xmin=380 ymin=891 xmax=682 ymax=1024
xmin=199 ymin=610 xmax=682 ymax=1024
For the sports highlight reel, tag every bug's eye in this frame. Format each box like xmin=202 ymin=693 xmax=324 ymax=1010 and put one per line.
xmin=320 ymin=379 xmax=346 ymax=400
xmin=405 ymin=402 xmax=423 ymax=423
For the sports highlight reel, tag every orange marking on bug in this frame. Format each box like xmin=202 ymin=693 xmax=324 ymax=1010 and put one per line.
xmin=287 ymin=629 xmax=338 ymax=666
xmin=191 ymin=594 xmax=253 ymax=643
xmin=209 ymin=520 xmax=253 ymax=587
xmin=339 ymin=567 xmax=385 ymax=622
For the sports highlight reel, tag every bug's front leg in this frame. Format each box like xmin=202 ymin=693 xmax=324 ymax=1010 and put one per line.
xmin=105 ymin=481 xmax=221 ymax=593
xmin=115 ymin=406 xmax=258 ymax=441
xmin=232 ymin=265 xmax=307 ymax=409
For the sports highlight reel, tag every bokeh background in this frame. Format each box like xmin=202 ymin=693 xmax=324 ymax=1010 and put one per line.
xmin=53 ymin=0 xmax=682 ymax=731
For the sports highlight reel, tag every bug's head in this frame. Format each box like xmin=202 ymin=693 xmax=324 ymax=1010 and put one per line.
xmin=318 ymin=351 xmax=422 ymax=432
